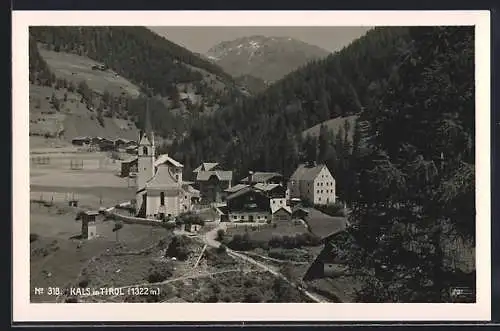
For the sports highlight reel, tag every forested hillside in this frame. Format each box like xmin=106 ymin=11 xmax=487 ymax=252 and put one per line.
xmin=29 ymin=26 xmax=245 ymax=139
xmin=169 ymin=27 xmax=412 ymax=184
xmin=344 ymin=26 xmax=475 ymax=302
xmin=173 ymin=25 xmax=476 ymax=302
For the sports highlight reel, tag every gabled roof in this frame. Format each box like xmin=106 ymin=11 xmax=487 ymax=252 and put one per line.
xmin=271 ymin=205 xmax=292 ymax=214
xmin=290 ymin=163 xmax=328 ymax=181
xmin=225 ymin=186 xmax=266 ymax=201
xmin=193 ymin=162 xmax=219 ymax=173
xmin=240 ymin=171 xmax=283 ymax=183
xmin=155 ymin=154 xmax=183 ymax=168
xmin=224 ymin=183 xmax=249 ymax=193
xmin=146 ymin=165 xmax=180 ymax=190
xmin=253 ymin=183 xmax=281 ymax=192
xmin=196 ymin=170 xmax=233 ymax=182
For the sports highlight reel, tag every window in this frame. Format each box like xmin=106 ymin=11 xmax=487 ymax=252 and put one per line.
xmin=321 ymin=190 xmax=323 ymax=193
xmin=233 ymin=216 xmax=237 ymax=219
xmin=142 ymin=146 xmax=148 ymax=155
xmin=319 ymin=197 xmax=321 ymax=201
xmin=160 ymin=192 xmax=165 ymax=205
xmin=257 ymin=216 xmax=261 ymax=219
xmin=317 ymin=190 xmax=319 ymax=194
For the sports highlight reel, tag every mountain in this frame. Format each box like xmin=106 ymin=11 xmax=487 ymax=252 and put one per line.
xmin=169 ymin=27 xmax=412 ymax=179
xmin=205 ymin=35 xmax=331 ymax=82
xmin=29 ymin=26 xmax=246 ymax=140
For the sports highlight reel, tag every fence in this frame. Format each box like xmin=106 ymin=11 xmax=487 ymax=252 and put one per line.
xmin=30 ymin=191 xmax=105 ymax=207
xmin=106 ymin=210 xmax=168 ymax=227
xmin=30 ymin=156 xmax=51 ymax=165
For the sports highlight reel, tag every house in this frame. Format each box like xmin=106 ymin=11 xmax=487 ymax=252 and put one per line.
xmin=91 ymin=137 xmax=103 ymax=145
xmin=135 ymin=113 xmax=198 ymax=220
xmin=120 ymin=157 xmax=138 ymax=177
xmin=81 ymin=210 xmax=99 ymax=240
xmin=288 ymin=162 xmax=336 ymax=205
xmin=253 ymin=182 xmax=289 ymax=212
xmin=225 ymin=187 xmax=271 ymax=223
xmin=114 ymin=138 xmax=132 ymax=150
xmin=271 ymin=205 xmax=292 ymax=222
xmin=240 ymin=171 xmax=284 ymax=185
xmin=195 ymin=168 xmax=233 ymax=204
xmin=224 ymin=184 xmax=249 ymax=195
xmin=99 ymin=138 xmax=115 ymax=151
xmin=71 ymin=136 xmax=90 ymax=146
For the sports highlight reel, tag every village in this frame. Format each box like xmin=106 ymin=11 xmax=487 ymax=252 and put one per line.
xmin=29 ymin=108 xmax=354 ymax=303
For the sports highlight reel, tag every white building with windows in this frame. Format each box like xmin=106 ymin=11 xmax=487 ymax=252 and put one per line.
xmin=288 ymin=162 xmax=336 ymax=205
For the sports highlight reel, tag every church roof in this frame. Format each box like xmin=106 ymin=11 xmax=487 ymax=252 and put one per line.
xmin=146 ymin=165 xmax=180 ymax=190
xmin=155 ymin=154 xmax=183 ymax=168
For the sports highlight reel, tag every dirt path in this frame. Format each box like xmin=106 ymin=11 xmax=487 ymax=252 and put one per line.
xmin=199 ymin=224 xmax=330 ymax=303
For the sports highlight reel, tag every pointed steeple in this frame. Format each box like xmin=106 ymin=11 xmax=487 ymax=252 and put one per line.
xmin=145 ymin=98 xmax=153 ymax=139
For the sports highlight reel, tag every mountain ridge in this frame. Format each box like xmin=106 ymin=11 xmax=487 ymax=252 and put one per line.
xmin=205 ymin=35 xmax=331 ymax=82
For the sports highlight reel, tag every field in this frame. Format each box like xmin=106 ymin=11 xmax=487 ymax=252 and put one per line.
xmin=38 ymin=46 xmax=141 ymax=97
xmin=223 ymin=220 xmax=309 ymax=242
xmin=29 ymin=84 xmax=138 ymax=142
xmin=29 ymin=142 xmax=143 ymax=303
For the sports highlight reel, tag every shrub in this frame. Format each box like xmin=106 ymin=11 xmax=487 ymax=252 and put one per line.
xmin=315 ymin=202 xmax=345 ymax=217
xmin=165 ymin=236 xmax=190 ymax=261
xmin=147 ymin=262 xmax=174 ymax=283
xmin=216 ymin=229 xmax=225 ymax=241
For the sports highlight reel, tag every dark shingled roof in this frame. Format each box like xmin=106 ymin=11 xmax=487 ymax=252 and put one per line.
xmin=290 ymin=163 xmax=328 ymax=181
xmin=240 ymin=172 xmax=283 ymax=183
xmin=224 ymin=183 xmax=249 ymax=193
xmin=225 ymin=186 xmax=268 ymax=201
xmin=196 ymin=170 xmax=233 ymax=182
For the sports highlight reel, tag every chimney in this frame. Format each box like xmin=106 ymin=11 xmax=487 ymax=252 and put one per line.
xmin=248 ymin=171 xmax=254 ymax=186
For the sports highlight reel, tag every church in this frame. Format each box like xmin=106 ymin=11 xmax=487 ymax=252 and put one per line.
xmin=134 ymin=112 xmax=199 ymax=220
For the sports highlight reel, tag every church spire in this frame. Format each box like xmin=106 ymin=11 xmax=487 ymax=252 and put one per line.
xmin=144 ymin=97 xmax=154 ymax=144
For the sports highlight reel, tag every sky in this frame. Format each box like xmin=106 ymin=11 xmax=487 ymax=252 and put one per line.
xmin=148 ymin=26 xmax=373 ymax=54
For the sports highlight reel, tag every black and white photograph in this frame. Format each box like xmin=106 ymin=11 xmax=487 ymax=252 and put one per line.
xmin=13 ymin=10 xmax=491 ymax=322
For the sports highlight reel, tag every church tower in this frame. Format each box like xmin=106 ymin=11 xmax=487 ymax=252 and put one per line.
xmin=137 ymin=100 xmax=155 ymax=190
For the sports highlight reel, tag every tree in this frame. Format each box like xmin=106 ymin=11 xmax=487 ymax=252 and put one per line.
xmin=346 ymin=26 xmax=475 ymax=302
